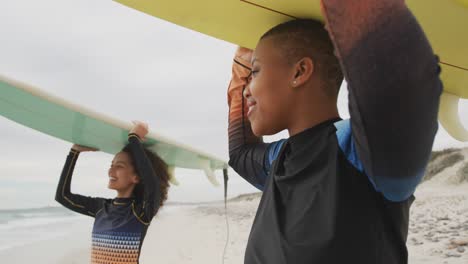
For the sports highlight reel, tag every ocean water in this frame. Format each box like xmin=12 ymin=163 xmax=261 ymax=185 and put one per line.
xmin=0 ymin=207 xmax=82 ymax=251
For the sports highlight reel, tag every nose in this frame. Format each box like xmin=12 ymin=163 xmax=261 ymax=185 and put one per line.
xmin=243 ymin=83 xmax=252 ymax=100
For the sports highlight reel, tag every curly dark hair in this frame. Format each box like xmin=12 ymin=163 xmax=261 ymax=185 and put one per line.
xmin=122 ymin=145 xmax=170 ymax=216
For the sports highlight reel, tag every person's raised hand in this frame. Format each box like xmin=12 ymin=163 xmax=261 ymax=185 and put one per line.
xmin=130 ymin=120 xmax=149 ymax=140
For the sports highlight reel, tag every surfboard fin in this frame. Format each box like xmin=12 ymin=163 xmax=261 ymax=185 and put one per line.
xmin=167 ymin=166 xmax=180 ymax=186
xmin=200 ymin=159 xmax=220 ymax=187
xmin=439 ymin=91 xmax=468 ymax=142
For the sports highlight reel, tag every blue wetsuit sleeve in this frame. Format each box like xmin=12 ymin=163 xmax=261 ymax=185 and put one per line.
xmin=127 ymin=133 xmax=161 ymax=224
xmin=324 ymin=2 xmax=442 ymax=202
xmin=55 ymin=149 xmax=106 ymax=217
xmin=335 ymin=119 xmax=431 ymax=202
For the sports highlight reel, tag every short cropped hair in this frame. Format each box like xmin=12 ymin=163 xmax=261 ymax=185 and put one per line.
xmin=261 ymin=19 xmax=343 ymax=97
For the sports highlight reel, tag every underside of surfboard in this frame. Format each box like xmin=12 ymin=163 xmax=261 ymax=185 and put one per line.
xmin=0 ymin=75 xmax=227 ymax=186
xmin=114 ymin=0 xmax=468 ymax=141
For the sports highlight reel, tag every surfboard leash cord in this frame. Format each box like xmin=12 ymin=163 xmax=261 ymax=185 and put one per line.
xmin=222 ymin=168 xmax=230 ymax=264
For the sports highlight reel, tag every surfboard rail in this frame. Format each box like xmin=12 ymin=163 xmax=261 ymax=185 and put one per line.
xmin=0 ymin=74 xmax=229 ymax=185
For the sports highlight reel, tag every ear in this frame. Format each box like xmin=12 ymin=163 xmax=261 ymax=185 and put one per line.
xmin=291 ymin=57 xmax=314 ymax=88
xmin=132 ymin=175 xmax=140 ymax=184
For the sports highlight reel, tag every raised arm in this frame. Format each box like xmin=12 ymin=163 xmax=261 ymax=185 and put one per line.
xmin=126 ymin=122 xmax=161 ymax=224
xmin=228 ymin=47 xmax=285 ymax=190
xmin=55 ymin=147 xmax=106 ymax=217
xmin=322 ymin=0 xmax=443 ymax=201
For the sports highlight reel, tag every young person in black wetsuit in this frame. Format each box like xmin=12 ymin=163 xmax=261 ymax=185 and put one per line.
xmin=55 ymin=121 xmax=170 ymax=264
xmin=227 ymin=1 xmax=442 ymax=264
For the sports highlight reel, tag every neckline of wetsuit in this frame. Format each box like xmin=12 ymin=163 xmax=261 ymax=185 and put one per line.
xmin=112 ymin=197 xmax=135 ymax=205
xmin=276 ymin=117 xmax=341 ymax=178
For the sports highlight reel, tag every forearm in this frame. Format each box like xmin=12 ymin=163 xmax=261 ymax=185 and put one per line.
xmin=322 ymin=0 xmax=442 ymax=199
xmin=228 ymin=48 xmax=274 ymax=189
xmin=324 ymin=0 xmax=442 ymax=166
xmin=127 ymin=134 xmax=161 ymax=215
xmin=228 ymin=48 xmax=263 ymax=152
xmin=55 ymin=149 xmax=104 ymax=216
xmin=55 ymin=149 xmax=80 ymax=205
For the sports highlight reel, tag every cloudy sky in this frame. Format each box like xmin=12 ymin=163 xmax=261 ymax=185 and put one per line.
xmin=1 ymin=0 xmax=467 ymax=209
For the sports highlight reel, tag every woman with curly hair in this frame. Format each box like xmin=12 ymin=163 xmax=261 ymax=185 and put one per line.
xmin=55 ymin=121 xmax=170 ymax=264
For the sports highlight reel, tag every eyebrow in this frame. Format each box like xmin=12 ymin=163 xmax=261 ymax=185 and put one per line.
xmin=112 ymin=161 xmax=127 ymax=166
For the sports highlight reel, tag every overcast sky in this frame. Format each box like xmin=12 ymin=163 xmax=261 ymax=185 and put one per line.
xmin=1 ymin=0 xmax=467 ymax=209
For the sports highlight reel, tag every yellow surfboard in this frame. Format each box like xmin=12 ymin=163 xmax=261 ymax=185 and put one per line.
xmin=114 ymin=0 xmax=468 ymax=141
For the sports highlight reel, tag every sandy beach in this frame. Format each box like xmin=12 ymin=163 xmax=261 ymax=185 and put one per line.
xmin=1 ymin=148 xmax=467 ymax=264
xmin=2 ymin=186 xmax=466 ymax=264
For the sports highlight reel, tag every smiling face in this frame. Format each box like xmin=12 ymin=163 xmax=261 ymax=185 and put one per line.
xmin=108 ymin=152 xmax=139 ymax=192
xmin=245 ymin=36 xmax=297 ymax=136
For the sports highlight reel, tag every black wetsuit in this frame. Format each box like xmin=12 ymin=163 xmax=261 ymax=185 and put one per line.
xmin=55 ymin=133 xmax=160 ymax=264
xmin=227 ymin=3 xmax=442 ymax=264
